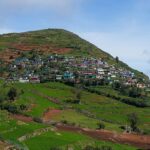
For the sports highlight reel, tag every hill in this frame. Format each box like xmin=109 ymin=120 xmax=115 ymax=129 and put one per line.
xmin=0 ymin=29 xmax=149 ymax=80
xmin=0 ymin=29 xmax=150 ymax=149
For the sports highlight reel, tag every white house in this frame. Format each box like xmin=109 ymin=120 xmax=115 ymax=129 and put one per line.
xmin=19 ymin=77 xmax=29 ymax=83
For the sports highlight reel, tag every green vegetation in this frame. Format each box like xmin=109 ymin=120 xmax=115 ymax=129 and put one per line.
xmin=128 ymin=113 xmax=139 ymax=132
xmin=0 ymin=109 xmax=137 ymax=150
xmin=0 ymin=81 xmax=149 ymax=135
xmin=0 ymin=29 xmax=150 ymax=149
xmin=86 ymin=85 xmax=150 ymax=107
xmin=24 ymin=131 xmax=136 ymax=150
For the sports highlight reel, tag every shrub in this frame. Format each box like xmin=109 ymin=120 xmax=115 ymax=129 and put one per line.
xmin=7 ymin=87 xmax=17 ymax=101
xmin=61 ymin=120 xmax=68 ymax=124
xmin=33 ymin=117 xmax=43 ymax=123
xmin=127 ymin=113 xmax=139 ymax=132
xmin=4 ymin=105 xmax=19 ymax=114
xmin=97 ymin=122 xmax=105 ymax=129
xmin=20 ymin=104 xmax=27 ymax=111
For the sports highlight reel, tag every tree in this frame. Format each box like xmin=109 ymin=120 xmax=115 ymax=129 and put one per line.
xmin=115 ymin=56 xmax=119 ymax=63
xmin=127 ymin=113 xmax=139 ymax=131
xmin=97 ymin=122 xmax=105 ymax=129
xmin=129 ymin=87 xmax=141 ymax=98
xmin=112 ymin=82 xmax=121 ymax=90
xmin=7 ymin=87 xmax=17 ymax=101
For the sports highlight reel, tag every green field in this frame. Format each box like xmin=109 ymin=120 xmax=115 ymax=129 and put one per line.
xmin=2 ymin=81 xmax=150 ymax=132
xmin=0 ymin=110 xmax=137 ymax=150
xmin=0 ymin=80 xmax=149 ymax=149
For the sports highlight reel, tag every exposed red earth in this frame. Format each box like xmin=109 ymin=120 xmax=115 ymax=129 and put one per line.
xmin=0 ymin=44 xmax=72 ymax=63
xmin=43 ymin=108 xmax=62 ymax=122
xmin=10 ymin=113 xmax=150 ymax=149
xmin=11 ymin=114 xmax=33 ymax=123
xmin=56 ymin=124 xmax=150 ymax=150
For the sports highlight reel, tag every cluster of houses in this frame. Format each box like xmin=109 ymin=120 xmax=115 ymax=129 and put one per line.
xmin=7 ymin=54 xmax=149 ymax=89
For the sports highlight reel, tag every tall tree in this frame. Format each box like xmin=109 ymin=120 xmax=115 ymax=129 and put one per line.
xmin=8 ymin=87 xmax=17 ymax=101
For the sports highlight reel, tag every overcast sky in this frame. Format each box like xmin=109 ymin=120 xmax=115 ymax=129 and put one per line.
xmin=0 ymin=0 xmax=150 ymax=77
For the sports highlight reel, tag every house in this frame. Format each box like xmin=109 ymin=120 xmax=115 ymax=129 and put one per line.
xmin=30 ymin=76 xmax=40 ymax=83
xmin=63 ymin=72 xmax=74 ymax=79
xmin=137 ymin=83 xmax=146 ymax=89
xmin=97 ymin=68 xmax=105 ymax=75
xmin=111 ymin=74 xmax=116 ymax=78
xmin=19 ymin=77 xmax=29 ymax=83
xmin=56 ymin=75 xmax=63 ymax=80
xmin=96 ymin=75 xmax=104 ymax=79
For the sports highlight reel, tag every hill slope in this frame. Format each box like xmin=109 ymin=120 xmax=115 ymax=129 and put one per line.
xmin=0 ymin=29 xmax=148 ymax=80
xmin=0 ymin=81 xmax=150 ymax=149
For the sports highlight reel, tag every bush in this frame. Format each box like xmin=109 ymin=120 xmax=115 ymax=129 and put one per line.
xmin=97 ymin=122 xmax=105 ymax=129
xmin=127 ymin=113 xmax=139 ymax=132
xmin=4 ymin=105 xmax=19 ymax=114
xmin=61 ymin=120 xmax=68 ymax=124
xmin=20 ymin=104 xmax=27 ymax=111
xmin=0 ymin=94 xmax=6 ymax=103
xmin=66 ymin=99 xmax=80 ymax=104
xmin=7 ymin=87 xmax=17 ymax=101
xmin=33 ymin=117 xmax=43 ymax=123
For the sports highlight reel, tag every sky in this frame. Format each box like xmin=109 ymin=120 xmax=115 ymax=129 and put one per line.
xmin=0 ymin=0 xmax=150 ymax=77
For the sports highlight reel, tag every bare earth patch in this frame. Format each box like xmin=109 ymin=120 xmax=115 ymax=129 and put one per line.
xmin=56 ymin=124 xmax=150 ymax=150
xmin=42 ymin=108 xmax=62 ymax=122
xmin=11 ymin=114 xmax=33 ymax=123
xmin=0 ymin=44 xmax=72 ymax=63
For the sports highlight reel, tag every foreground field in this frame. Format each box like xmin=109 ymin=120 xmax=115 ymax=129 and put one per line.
xmin=0 ymin=110 xmax=138 ymax=150
xmin=12 ymin=82 xmax=150 ymax=133
xmin=0 ymin=81 xmax=150 ymax=149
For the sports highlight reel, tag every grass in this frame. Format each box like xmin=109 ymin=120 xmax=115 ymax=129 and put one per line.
xmin=24 ymin=130 xmax=137 ymax=150
xmin=24 ymin=130 xmax=88 ymax=150
xmin=0 ymin=110 xmax=47 ymax=148
xmin=2 ymin=81 xmax=150 ymax=133
xmin=0 ymin=81 xmax=149 ymax=149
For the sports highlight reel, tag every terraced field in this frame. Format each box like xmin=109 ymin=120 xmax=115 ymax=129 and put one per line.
xmin=0 ymin=81 xmax=150 ymax=149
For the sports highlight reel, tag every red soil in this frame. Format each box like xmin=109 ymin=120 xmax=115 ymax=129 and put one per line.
xmin=0 ymin=49 xmax=20 ymax=63
xmin=10 ymin=113 xmax=150 ymax=149
xmin=56 ymin=124 xmax=150 ymax=150
xmin=43 ymin=108 xmax=61 ymax=122
xmin=11 ymin=114 xmax=33 ymax=123
xmin=11 ymin=44 xmax=71 ymax=54
xmin=0 ymin=44 xmax=72 ymax=63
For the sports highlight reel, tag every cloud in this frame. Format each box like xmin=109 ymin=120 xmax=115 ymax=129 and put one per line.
xmin=0 ymin=0 xmax=83 ymax=14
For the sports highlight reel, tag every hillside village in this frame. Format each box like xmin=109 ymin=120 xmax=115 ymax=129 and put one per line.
xmin=7 ymin=54 xmax=149 ymax=89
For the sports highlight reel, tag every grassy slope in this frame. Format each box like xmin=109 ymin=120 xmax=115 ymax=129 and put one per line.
xmin=3 ymin=81 xmax=150 ymax=134
xmin=0 ymin=110 xmax=136 ymax=150
xmin=0 ymin=80 xmax=146 ymax=149
xmin=0 ymin=29 xmax=149 ymax=80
